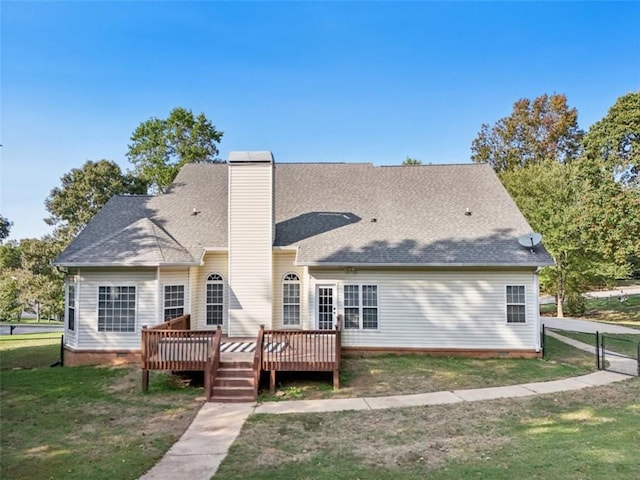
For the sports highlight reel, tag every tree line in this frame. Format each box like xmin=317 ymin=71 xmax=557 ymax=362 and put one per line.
xmin=1 ymin=94 xmax=638 ymax=320
xmin=0 ymin=107 xmax=223 ymax=321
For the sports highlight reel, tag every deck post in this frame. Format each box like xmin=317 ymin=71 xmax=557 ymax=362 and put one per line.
xmin=270 ymin=369 xmax=276 ymax=394
xmin=142 ymin=369 xmax=149 ymax=393
xmin=333 ymin=369 xmax=339 ymax=390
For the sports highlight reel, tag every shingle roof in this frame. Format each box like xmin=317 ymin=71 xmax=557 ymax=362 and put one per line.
xmin=55 ymin=162 xmax=554 ymax=267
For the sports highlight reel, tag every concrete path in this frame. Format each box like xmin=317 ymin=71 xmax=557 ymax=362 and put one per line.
xmin=139 ymin=403 xmax=254 ymax=480
xmin=542 ymin=317 xmax=640 ymax=334
xmin=139 ymin=369 xmax=632 ymax=480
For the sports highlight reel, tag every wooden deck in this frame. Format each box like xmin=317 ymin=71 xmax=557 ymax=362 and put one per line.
xmin=141 ymin=315 xmax=342 ymax=399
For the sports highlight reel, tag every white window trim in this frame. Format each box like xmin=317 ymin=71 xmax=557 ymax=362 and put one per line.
xmin=505 ymin=284 xmax=527 ymax=325
xmin=282 ymin=272 xmax=301 ymax=327
xmin=66 ymin=277 xmax=76 ymax=332
xmin=96 ymin=284 xmax=138 ymax=334
xmin=205 ymin=273 xmax=224 ymax=327
xmin=163 ymin=284 xmax=186 ymax=321
xmin=342 ymin=283 xmax=380 ymax=332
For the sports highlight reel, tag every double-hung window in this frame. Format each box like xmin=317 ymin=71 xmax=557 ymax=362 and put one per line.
xmin=164 ymin=285 xmax=185 ymax=321
xmin=98 ymin=286 xmax=136 ymax=332
xmin=67 ymin=281 xmax=76 ymax=332
xmin=343 ymin=284 xmax=378 ymax=330
xmin=283 ymin=273 xmax=300 ymax=326
xmin=206 ymin=274 xmax=224 ymax=326
xmin=506 ymin=285 xmax=526 ymax=323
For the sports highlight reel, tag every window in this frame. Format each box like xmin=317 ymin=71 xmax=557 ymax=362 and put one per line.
xmin=206 ymin=274 xmax=224 ymax=326
xmin=343 ymin=284 xmax=378 ymax=330
xmin=283 ymin=273 xmax=300 ymax=326
xmin=98 ymin=286 xmax=136 ymax=332
xmin=506 ymin=285 xmax=526 ymax=323
xmin=67 ymin=282 xmax=75 ymax=331
xmin=164 ymin=285 xmax=185 ymax=321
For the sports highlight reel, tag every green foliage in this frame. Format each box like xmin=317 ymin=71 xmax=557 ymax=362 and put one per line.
xmin=45 ymin=159 xmax=147 ymax=238
xmin=402 ymin=156 xmax=422 ymax=165
xmin=471 ymin=93 xmax=584 ymax=173
xmin=0 ymin=215 xmax=12 ymax=241
xmin=582 ymin=91 xmax=639 ymax=189
xmin=11 ymin=237 xmax=66 ymax=320
xmin=0 ymin=273 xmax=22 ymax=321
xmin=127 ymin=106 xmax=224 ymax=193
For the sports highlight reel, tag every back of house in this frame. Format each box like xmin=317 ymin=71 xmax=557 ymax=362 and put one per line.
xmin=54 ymin=151 xmax=553 ymax=365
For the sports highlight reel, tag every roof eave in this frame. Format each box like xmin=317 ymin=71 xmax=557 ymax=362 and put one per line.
xmin=53 ymin=261 xmax=199 ymax=268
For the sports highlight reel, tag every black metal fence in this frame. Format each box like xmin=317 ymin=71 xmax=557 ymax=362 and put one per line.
xmin=541 ymin=324 xmax=639 ymax=376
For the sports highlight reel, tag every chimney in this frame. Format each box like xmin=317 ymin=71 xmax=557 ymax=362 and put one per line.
xmin=227 ymin=151 xmax=274 ymax=336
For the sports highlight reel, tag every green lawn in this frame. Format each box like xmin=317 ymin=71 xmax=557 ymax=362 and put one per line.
xmin=0 ymin=334 xmax=204 ymax=480
xmin=260 ymin=336 xmax=595 ymax=401
xmin=217 ymin=378 xmax=640 ymax=479
xmin=541 ymin=294 xmax=640 ymax=326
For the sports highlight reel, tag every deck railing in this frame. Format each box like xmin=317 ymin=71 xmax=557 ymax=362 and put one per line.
xmin=261 ymin=317 xmax=342 ymax=393
xmin=253 ymin=325 xmax=265 ymax=399
xmin=141 ymin=315 xmax=218 ymax=392
xmin=204 ymin=326 xmax=222 ymax=401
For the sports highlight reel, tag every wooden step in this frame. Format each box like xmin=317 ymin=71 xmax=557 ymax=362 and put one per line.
xmin=218 ymin=360 xmax=253 ymax=369
xmin=214 ymin=376 xmax=254 ymax=388
xmin=217 ymin=367 xmax=253 ymax=378
xmin=209 ymin=395 xmax=256 ymax=403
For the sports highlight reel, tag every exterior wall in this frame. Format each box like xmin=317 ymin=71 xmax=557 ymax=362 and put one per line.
xmin=63 ymin=347 xmax=140 ymax=366
xmin=190 ymin=252 xmax=229 ymax=333
xmin=272 ymin=251 xmax=307 ymax=330
xmin=308 ymin=268 xmax=540 ymax=351
xmin=158 ymin=267 xmax=190 ymax=321
xmin=228 ymin=163 xmax=273 ymax=335
xmin=71 ymin=268 xmax=157 ymax=351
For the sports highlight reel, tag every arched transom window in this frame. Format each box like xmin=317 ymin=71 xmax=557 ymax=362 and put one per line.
xmin=283 ymin=273 xmax=300 ymax=326
xmin=206 ymin=273 xmax=224 ymax=326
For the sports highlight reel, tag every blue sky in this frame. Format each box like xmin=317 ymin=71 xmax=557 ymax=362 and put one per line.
xmin=1 ymin=1 xmax=639 ymax=240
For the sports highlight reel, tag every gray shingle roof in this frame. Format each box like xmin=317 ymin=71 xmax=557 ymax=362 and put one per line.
xmin=55 ymin=162 xmax=553 ymax=267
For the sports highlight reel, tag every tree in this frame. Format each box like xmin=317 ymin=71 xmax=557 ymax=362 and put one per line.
xmin=501 ymin=160 xmax=626 ymax=316
xmin=127 ymin=107 xmax=224 ymax=193
xmin=15 ymin=237 xmax=65 ymax=321
xmin=45 ymin=160 xmax=147 ymax=238
xmin=471 ymin=93 xmax=584 ymax=173
xmin=582 ymin=91 xmax=639 ymax=189
xmin=402 ymin=156 xmax=422 ymax=166
xmin=0 ymin=215 xmax=12 ymax=241
xmin=0 ymin=273 xmax=22 ymax=321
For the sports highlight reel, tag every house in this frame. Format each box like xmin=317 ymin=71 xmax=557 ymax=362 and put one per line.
xmin=55 ymin=151 xmax=553 ymax=367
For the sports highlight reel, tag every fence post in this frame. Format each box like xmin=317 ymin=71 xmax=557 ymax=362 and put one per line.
xmin=60 ymin=334 xmax=64 ymax=367
xmin=601 ymin=335 xmax=606 ymax=370
xmin=541 ymin=324 xmax=545 ymax=359
xmin=596 ymin=331 xmax=600 ymax=370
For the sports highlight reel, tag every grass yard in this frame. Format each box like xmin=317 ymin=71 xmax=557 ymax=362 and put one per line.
xmin=217 ymin=378 xmax=640 ymax=479
xmin=541 ymin=294 xmax=640 ymax=326
xmin=0 ymin=334 xmax=204 ymax=480
xmin=259 ymin=336 xmax=596 ymax=401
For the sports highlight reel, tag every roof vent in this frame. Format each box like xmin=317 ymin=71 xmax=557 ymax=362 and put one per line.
xmin=465 ymin=208 xmax=472 ymax=216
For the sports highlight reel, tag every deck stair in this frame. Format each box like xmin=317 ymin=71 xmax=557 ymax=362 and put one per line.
xmin=209 ymin=357 xmax=256 ymax=403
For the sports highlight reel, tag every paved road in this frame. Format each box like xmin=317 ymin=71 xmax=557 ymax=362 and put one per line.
xmin=540 ymin=286 xmax=640 ymax=305
xmin=542 ymin=317 xmax=639 ymax=334
xmin=0 ymin=324 xmax=64 ymax=336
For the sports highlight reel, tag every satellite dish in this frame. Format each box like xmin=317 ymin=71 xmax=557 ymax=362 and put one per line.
xmin=518 ymin=232 xmax=542 ymax=252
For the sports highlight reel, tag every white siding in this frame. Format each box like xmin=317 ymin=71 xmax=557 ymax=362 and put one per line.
xmin=76 ymin=268 xmax=157 ymax=350
xmin=309 ymin=269 xmax=540 ymax=351
xmin=191 ymin=252 xmax=229 ymax=333
xmin=228 ymin=163 xmax=273 ymax=335
xmin=158 ymin=268 xmax=190 ymax=321
xmin=272 ymin=252 xmax=307 ymax=330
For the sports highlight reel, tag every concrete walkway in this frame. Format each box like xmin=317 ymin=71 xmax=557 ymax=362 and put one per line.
xmin=139 ymin=369 xmax=632 ymax=480
xmin=542 ymin=316 xmax=640 ymax=334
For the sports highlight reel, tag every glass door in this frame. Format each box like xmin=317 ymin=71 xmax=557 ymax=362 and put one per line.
xmin=317 ymin=285 xmax=336 ymax=330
